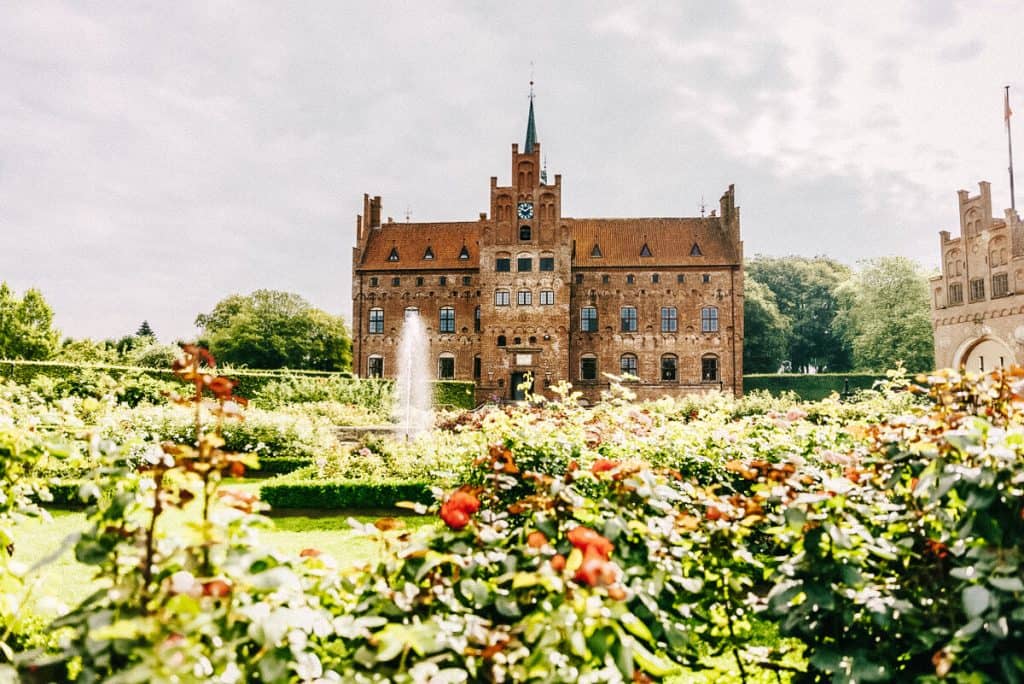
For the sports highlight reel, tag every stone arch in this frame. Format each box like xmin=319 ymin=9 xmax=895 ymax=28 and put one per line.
xmin=953 ymin=335 xmax=1016 ymax=372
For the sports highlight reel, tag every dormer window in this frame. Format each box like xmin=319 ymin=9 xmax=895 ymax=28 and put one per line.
xmin=591 ymin=244 xmax=603 ymax=258
xmin=640 ymin=243 xmax=652 ymax=257
xmin=423 ymin=246 xmax=435 ymax=260
xmin=459 ymin=245 xmax=470 ymax=260
xmin=387 ymin=247 xmax=400 ymax=262
xmin=690 ymin=243 xmax=703 ymax=256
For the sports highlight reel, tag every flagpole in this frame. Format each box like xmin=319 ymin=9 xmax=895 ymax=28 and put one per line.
xmin=1007 ymin=85 xmax=1016 ymax=212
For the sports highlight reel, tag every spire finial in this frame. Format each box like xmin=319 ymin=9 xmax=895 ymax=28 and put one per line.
xmin=524 ymin=73 xmax=538 ymax=153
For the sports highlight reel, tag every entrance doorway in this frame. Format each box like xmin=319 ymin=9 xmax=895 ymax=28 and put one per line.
xmin=510 ymin=371 xmax=533 ymax=400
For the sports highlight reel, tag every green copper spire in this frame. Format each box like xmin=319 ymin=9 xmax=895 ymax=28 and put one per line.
xmin=524 ymin=81 xmax=538 ymax=153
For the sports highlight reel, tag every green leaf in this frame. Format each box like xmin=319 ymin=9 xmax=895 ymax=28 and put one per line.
xmin=963 ymin=585 xmax=992 ymax=618
xmin=620 ymin=613 xmax=654 ymax=644
xmin=495 ymin=595 xmax=521 ymax=618
xmin=990 ymin=576 xmax=1024 ymax=593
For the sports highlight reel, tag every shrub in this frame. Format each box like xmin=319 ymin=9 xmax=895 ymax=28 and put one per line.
xmin=259 ymin=479 xmax=433 ymax=509
xmin=744 ymin=372 xmax=884 ymax=400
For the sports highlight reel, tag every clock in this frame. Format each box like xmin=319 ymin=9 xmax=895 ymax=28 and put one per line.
xmin=517 ymin=202 xmax=534 ymax=220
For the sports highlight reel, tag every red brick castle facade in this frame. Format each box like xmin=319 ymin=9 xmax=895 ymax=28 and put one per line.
xmin=352 ymin=95 xmax=744 ymax=403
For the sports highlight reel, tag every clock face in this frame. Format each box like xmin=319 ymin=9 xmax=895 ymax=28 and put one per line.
xmin=517 ymin=202 xmax=534 ymax=220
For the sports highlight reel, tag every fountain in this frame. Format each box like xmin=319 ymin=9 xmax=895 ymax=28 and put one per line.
xmin=392 ymin=309 xmax=434 ymax=439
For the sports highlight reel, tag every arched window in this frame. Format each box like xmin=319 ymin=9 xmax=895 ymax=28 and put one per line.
xmin=367 ymin=355 xmax=383 ymax=378
xmin=368 ymin=308 xmax=384 ymax=334
xmin=701 ymin=355 xmax=719 ymax=383
xmin=474 ymin=306 xmax=481 ymax=333
xmin=438 ymin=353 xmax=455 ymax=380
xmin=439 ymin=306 xmax=455 ymax=333
xmin=517 ymin=290 xmax=533 ymax=306
xmin=517 ymin=253 xmax=533 ymax=272
xmin=495 ymin=252 xmax=511 ymax=272
xmin=620 ymin=354 xmax=638 ymax=378
xmin=660 ymin=354 xmax=678 ymax=382
xmin=497 ymin=335 xmax=507 ymax=347
xmin=495 ymin=290 xmax=510 ymax=306
xmin=701 ymin=306 xmax=719 ymax=332
xmin=580 ymin=354 xmax=598 ymax=381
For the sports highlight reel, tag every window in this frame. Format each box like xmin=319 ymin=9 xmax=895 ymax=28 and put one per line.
xmin=676 ymin=274 xmax=685 ymax=284
xmin=661 ymin=307 xmax=677 ymax=332
xmin=439 ymin=276 xmax=447 ymax=286
xmin=661 ymin=355 xmax=678 ymax=382
xmin=626 ymin=274 xmax=635 ymax=284
xmin=369 ymin=276 xmax=378 ymax=287
xmin=517 ymin=290 xmax=533 ymax=306
xmin=701 ymin=306 xmax=719 ymax=332
xmin=620 ymin=354 xmax=638 ymax=377
xmin=416 ymin=276 xmax=424 ymax=286
xmin=392 ymin=277 xmax=401 ymax=286
xmin=517 ymin=256 xmax=533 ymax=272
xmin=462 ymin=275 xmax=472 ymax=286
xmin=591 ymin=244 xmax=603 ymax=258
xmin=387 ymin=247 xmax=399 ymax=261
xmin=405 ymin=306 xmax=419 ymax=316
xmin=580 ymin=355 xmax=598 ymax=381
xmin=702 ymin=355 xmax=719 ymax=383
xmin=473 ymin=356 xmax=481 ymax=379
xmin=651 ymin=274 xmax=659 ymax=284
xmin=439 ymin=307 xmax=455 ymax=333
xmin=690 ymin=243 xmax=703 ymax=256
xmin=368 ymin=308 xmax=384 ymax=334
xmin=602 ymin=274 xmax=610 ymax=284
xmin=993 ymin=273 xmax=1009 ymax=298
xmin=423 ymin=246 xmax=435 ymax=260
xmin=970 ymin=278 xmax=985 ymax=302
xmin=581 ymin=306 xmax=598 ymax=332
xmin=540 ymin=257 xmax=554 ymax=271
xmin=640 ymin=243 xmax=652 ymax=257
xmin=459 ymin=245 xmax=470 ymax=260
xmin=474 ymin=306 xmax=481 ymax=332
xmin=367 ymin=355 xmax=383 ymax=378
xmin=948 ymin=282 xmax=964 ymax=305
xmin=496 ymin=257 xmax=511 ymax=272
xmin=702 ymin=274 xmax=711 ymax=284
xmin=495 ymin=290 xmax=510 ymax=306
xmin=575 ymin=273 xmax=584 ymax=284
xmin=520 ymin=225 xmax=532 ymax=241
xmin=540 ymin=290 xmax=554 ymax=305
xmin=438 ymin=354 xmax=455 ymax=380
xmin=620 ymin=306 xmax=637 ymax=332
xmin=497 ymin=335 xmax=506 ymax=347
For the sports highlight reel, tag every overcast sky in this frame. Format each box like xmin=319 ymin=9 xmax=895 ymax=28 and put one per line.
xmin=2 ymin=1 xmax=1023 ymax=342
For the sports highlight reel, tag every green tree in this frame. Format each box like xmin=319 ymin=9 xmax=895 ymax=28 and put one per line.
xmin=135 ymin=320 xmax=155 ymax=339
xmin=834 ymin=257 xmax=934 ymax=373
xmin=54 ymin=338 xmax=120 ymax=364
xmin=195 ymin=290 xmax=351 ymax=371
xmin=0 ymin=283 xmax=60 ymax=360
xmin=746 ymin=256 xmax=852 ymax=373
xmin=743 ymin=277 xmax=791 ymax=373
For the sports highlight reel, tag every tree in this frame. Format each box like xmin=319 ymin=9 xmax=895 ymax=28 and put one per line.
xmin=195 ymin=290 xmax=352 ymax=371
xmin=136 ymin=320 xmax=155 ymax=339
xmin=0 ymin=282 xmax=60 ymax=360
xmin=834 ymin=257 xmax=934 ymax=373
xmin=743 ymin=277 xmax=791 ymax=373
xmin=54 ymin=338 xmax=120 ymax=364
xmin=746 ymin=256 xmax=853 ymax=373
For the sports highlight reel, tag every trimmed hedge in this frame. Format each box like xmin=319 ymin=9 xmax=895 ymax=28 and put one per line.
xmin=252 ymin=457 xmax=312 ymax=476
xmin=260 ymin=479 xmax=432 ymax=509
xmin=0 ymin=360 xmax=475 ymax=409
xmin=743 ymin=373 xmax=885 ymax=401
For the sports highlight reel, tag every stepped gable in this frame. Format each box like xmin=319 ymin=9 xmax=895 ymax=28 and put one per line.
xmin=358 ymin=221 xmax=480 ymax=270
xmin=568 ymin=217 xmax=735 ymax=267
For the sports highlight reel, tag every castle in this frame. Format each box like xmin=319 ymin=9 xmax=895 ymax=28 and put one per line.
xmin=931 ymin=181 xmax=1024 ymax=370
xmin=351 ymin=95 xmax=744 ymax=403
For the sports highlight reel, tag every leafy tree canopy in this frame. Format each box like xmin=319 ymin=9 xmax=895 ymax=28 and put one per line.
xmin=0 ymin=282 xmax=60 ymax=360
xmin=746 ymin=256 xmax=853 ymax=373
xmin=195 ymin=290 xmax=352 ymax=371
xmin=834 ymin=256 xmax=935 ymax=373
xmin=743 ymin=277 xmax=791 ymax=373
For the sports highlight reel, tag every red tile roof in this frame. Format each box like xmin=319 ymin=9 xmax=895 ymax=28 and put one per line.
xmin=358 ymin=222 xmax=480 ymax=271
xmin=568 ymin=218 xmax=738 ymax=267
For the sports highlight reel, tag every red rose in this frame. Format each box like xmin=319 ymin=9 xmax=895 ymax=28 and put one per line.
xmin=550 ymin=554 xmax=566 ymax=571
xmin=591 ymin=459 xmax=619 ymax=474
xmin=567 ymin=526 xmax=613 ymax=560
xmin=440 ymin=489 xmax=481 ymax=530
xmin=574 ymin=554 xmax=606 ymax=587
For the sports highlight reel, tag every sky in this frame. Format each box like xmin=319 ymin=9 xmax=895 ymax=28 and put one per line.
xmin=2 ymin=1 xmax=1023 ymax=342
